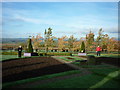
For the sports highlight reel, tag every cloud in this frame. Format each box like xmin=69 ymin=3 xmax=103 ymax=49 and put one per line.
xmin=2 ymin=2 xmax=118 ymax=39
xmin=14 ymin=15 xmax=40 ymax=24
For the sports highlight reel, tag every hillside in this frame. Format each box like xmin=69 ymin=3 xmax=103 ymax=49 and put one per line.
xmin=2 ymin=38 xmax=28 ymax=44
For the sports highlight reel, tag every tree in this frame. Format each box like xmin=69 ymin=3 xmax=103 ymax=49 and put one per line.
xmin=44 ymin=27 xmax=53 ymax=52
xmin=80 ymin=41 xmax=85 ymax=53
xmin=107 ymin=37 xmax=117 ymax=53
xmin=96 ymin=29 xmax=110 ymax=52
xmin=86 ymin=30 xmax=95 ymax=51
xmin=73 ymin=40 xmax=80 ymax=52
xmin=18 ymin=42 xmax=27 ymax=51
xmin=26 ymin=37 xmax=33 ymax=53
xmin=58 ymin=36 xmax=67 ymax=51
xmin=96 ymin=28 xmax=104 ymax=46
xmin=32 ymin=34 xmax=43 ymax=52
xmin=68 ymin=35 xmax=76 ymax=52
xmin=101 ymin=34 xmax=109 ymax=52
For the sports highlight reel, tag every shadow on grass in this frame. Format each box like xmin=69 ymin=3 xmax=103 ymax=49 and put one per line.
xmin=89 ymin=70 xmax=120 ymax=89
xmin=3 ymin=63 xmax=76 ymax=83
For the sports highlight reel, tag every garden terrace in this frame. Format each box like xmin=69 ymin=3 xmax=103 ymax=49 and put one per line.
xmin=2 ymin=57 xmax=76 ymax=83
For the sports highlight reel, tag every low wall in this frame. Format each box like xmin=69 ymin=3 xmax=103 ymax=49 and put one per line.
xmin=96 ymin=57 xmax=120 ymax=67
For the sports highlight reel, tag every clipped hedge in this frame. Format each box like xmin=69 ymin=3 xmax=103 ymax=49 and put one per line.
xmin=2 ymin=52 xmax=21 ymax=55
xmin=38 ymin=52 xmax=72 ymax=56
xmin=38 ymin=52 xmax=47 ymax=56
xmin=2 ymin=52 xmax=72 ymax=56
xmin=47 ymin=52 xmax=72 ymax=56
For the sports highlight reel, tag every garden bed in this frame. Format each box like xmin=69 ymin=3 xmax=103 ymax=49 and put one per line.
xmin=2 ymin=57 xmax=76 ymax=83
xmin=66 ymin=57 xmax=74 ymax=59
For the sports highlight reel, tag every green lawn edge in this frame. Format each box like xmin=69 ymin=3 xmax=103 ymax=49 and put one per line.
xmin=33 ymin=68 xmax=120 ymax=88
xmin=3 ymin=70 xmax=81 ymax=88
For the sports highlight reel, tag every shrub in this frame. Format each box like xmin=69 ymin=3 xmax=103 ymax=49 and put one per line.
xmin=38 ymin=52 xmax=47 ymax=56
xmin=46 ymin=52 xmax=72 ymax=56
xmin=80 ymin=41 xmax=85 ymax=53
xmin=2 ymin=52 xmax=23 ymax=55
xmin=26 ymin=38 xmax=33 ymax=53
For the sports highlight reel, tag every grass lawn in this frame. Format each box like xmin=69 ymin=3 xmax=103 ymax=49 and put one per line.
xmin=1 ymin=53 xmax=119 ymax=61
xmin=72 ymin=62 xmax=118 ymax=68
xmin=1 ymin=55 xmax=43 ymax=61
xmin=3 ymin=63 xmax=119 ymax=88
xmin=32 ymin=66 xmax=120 ymax=88
xmin=56 ymin=56 xmax=83 ymax=62
xmin=1 ymin=55 xmax=18 ymax=61
xmin=100 ymin=54 xmax=120 ymax=58
xmin=2 ymin=54 xmax=120 ymax=88
xmin=87 ymin=53 xmax=120 ymax=58
xmin=3 ymin=70 xmax=81 ymax=88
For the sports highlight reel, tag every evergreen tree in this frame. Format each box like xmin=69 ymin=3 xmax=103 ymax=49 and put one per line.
xmin=80 ymin=41 xmax=85 ymax=53
xmin=27 ymin=37 xmax=33 ymax=53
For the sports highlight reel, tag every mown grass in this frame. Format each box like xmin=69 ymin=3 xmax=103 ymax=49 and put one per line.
xmin=1 ymin=55 xmax=46 ymax=61
xmin=3 ymin=63 xmax=119 ymax=88
xmin=33 ymin=73 xmax=120 ymax=88
xmin=74 ymin=63 xmax=118 ymax=68
xmin=2 ymin=53 xmax=120 ymax=88
xmin=1 ymin=53 xmax=119 ymax=61
xmin=1 ymin=55 xmax=18 ymax=61
xmin=57 ymin=56 xmax=83 ymax=62
xmin=89 ymin=68 xmax=119 ymax=77
xmin=32 ymin=66 xmax=120 ymax=88
xmin=100 ymin=54 xmax=120 ymax=58
xmin=87 ymin=53 xmax=120 ymax=58
xmin=3 ymin=70 xmax=81 ymax=88
xmin=34 ymin=74 xmax=104 ymax=88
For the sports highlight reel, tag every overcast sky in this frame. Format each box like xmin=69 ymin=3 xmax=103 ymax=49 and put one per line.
xmin=2 ymin=2 xmax=118 ymax=39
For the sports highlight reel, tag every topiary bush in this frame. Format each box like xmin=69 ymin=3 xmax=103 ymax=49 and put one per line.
xmin=26 ymin=38 xmax=33 ymax=53
xmin=80 ymin=41 xmax=85 ymax=53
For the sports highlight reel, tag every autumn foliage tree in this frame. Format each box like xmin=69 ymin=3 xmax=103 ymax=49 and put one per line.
xmin=86 ymin=31 xmax=95 ymax=51
xmin=107 ymin=37 xmax=118 ymax=52
xmin=22 ymin=27 xmax=119 ymax=54
xmin=32 ymin=34 xmax=43 ymax=52
xmin=73 ymin=40 xmax=80 ymax=52
xmin=68 ymin=35 xmax=76 ymax=52
xmin=58 ymin=36 xmax=67 ymax=51
xmin=96 ymin=28 xmax=104 ymax=46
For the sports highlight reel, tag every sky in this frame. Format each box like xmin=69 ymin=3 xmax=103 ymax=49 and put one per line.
xmin=2 ymin=2 xmax=118 ymax=39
